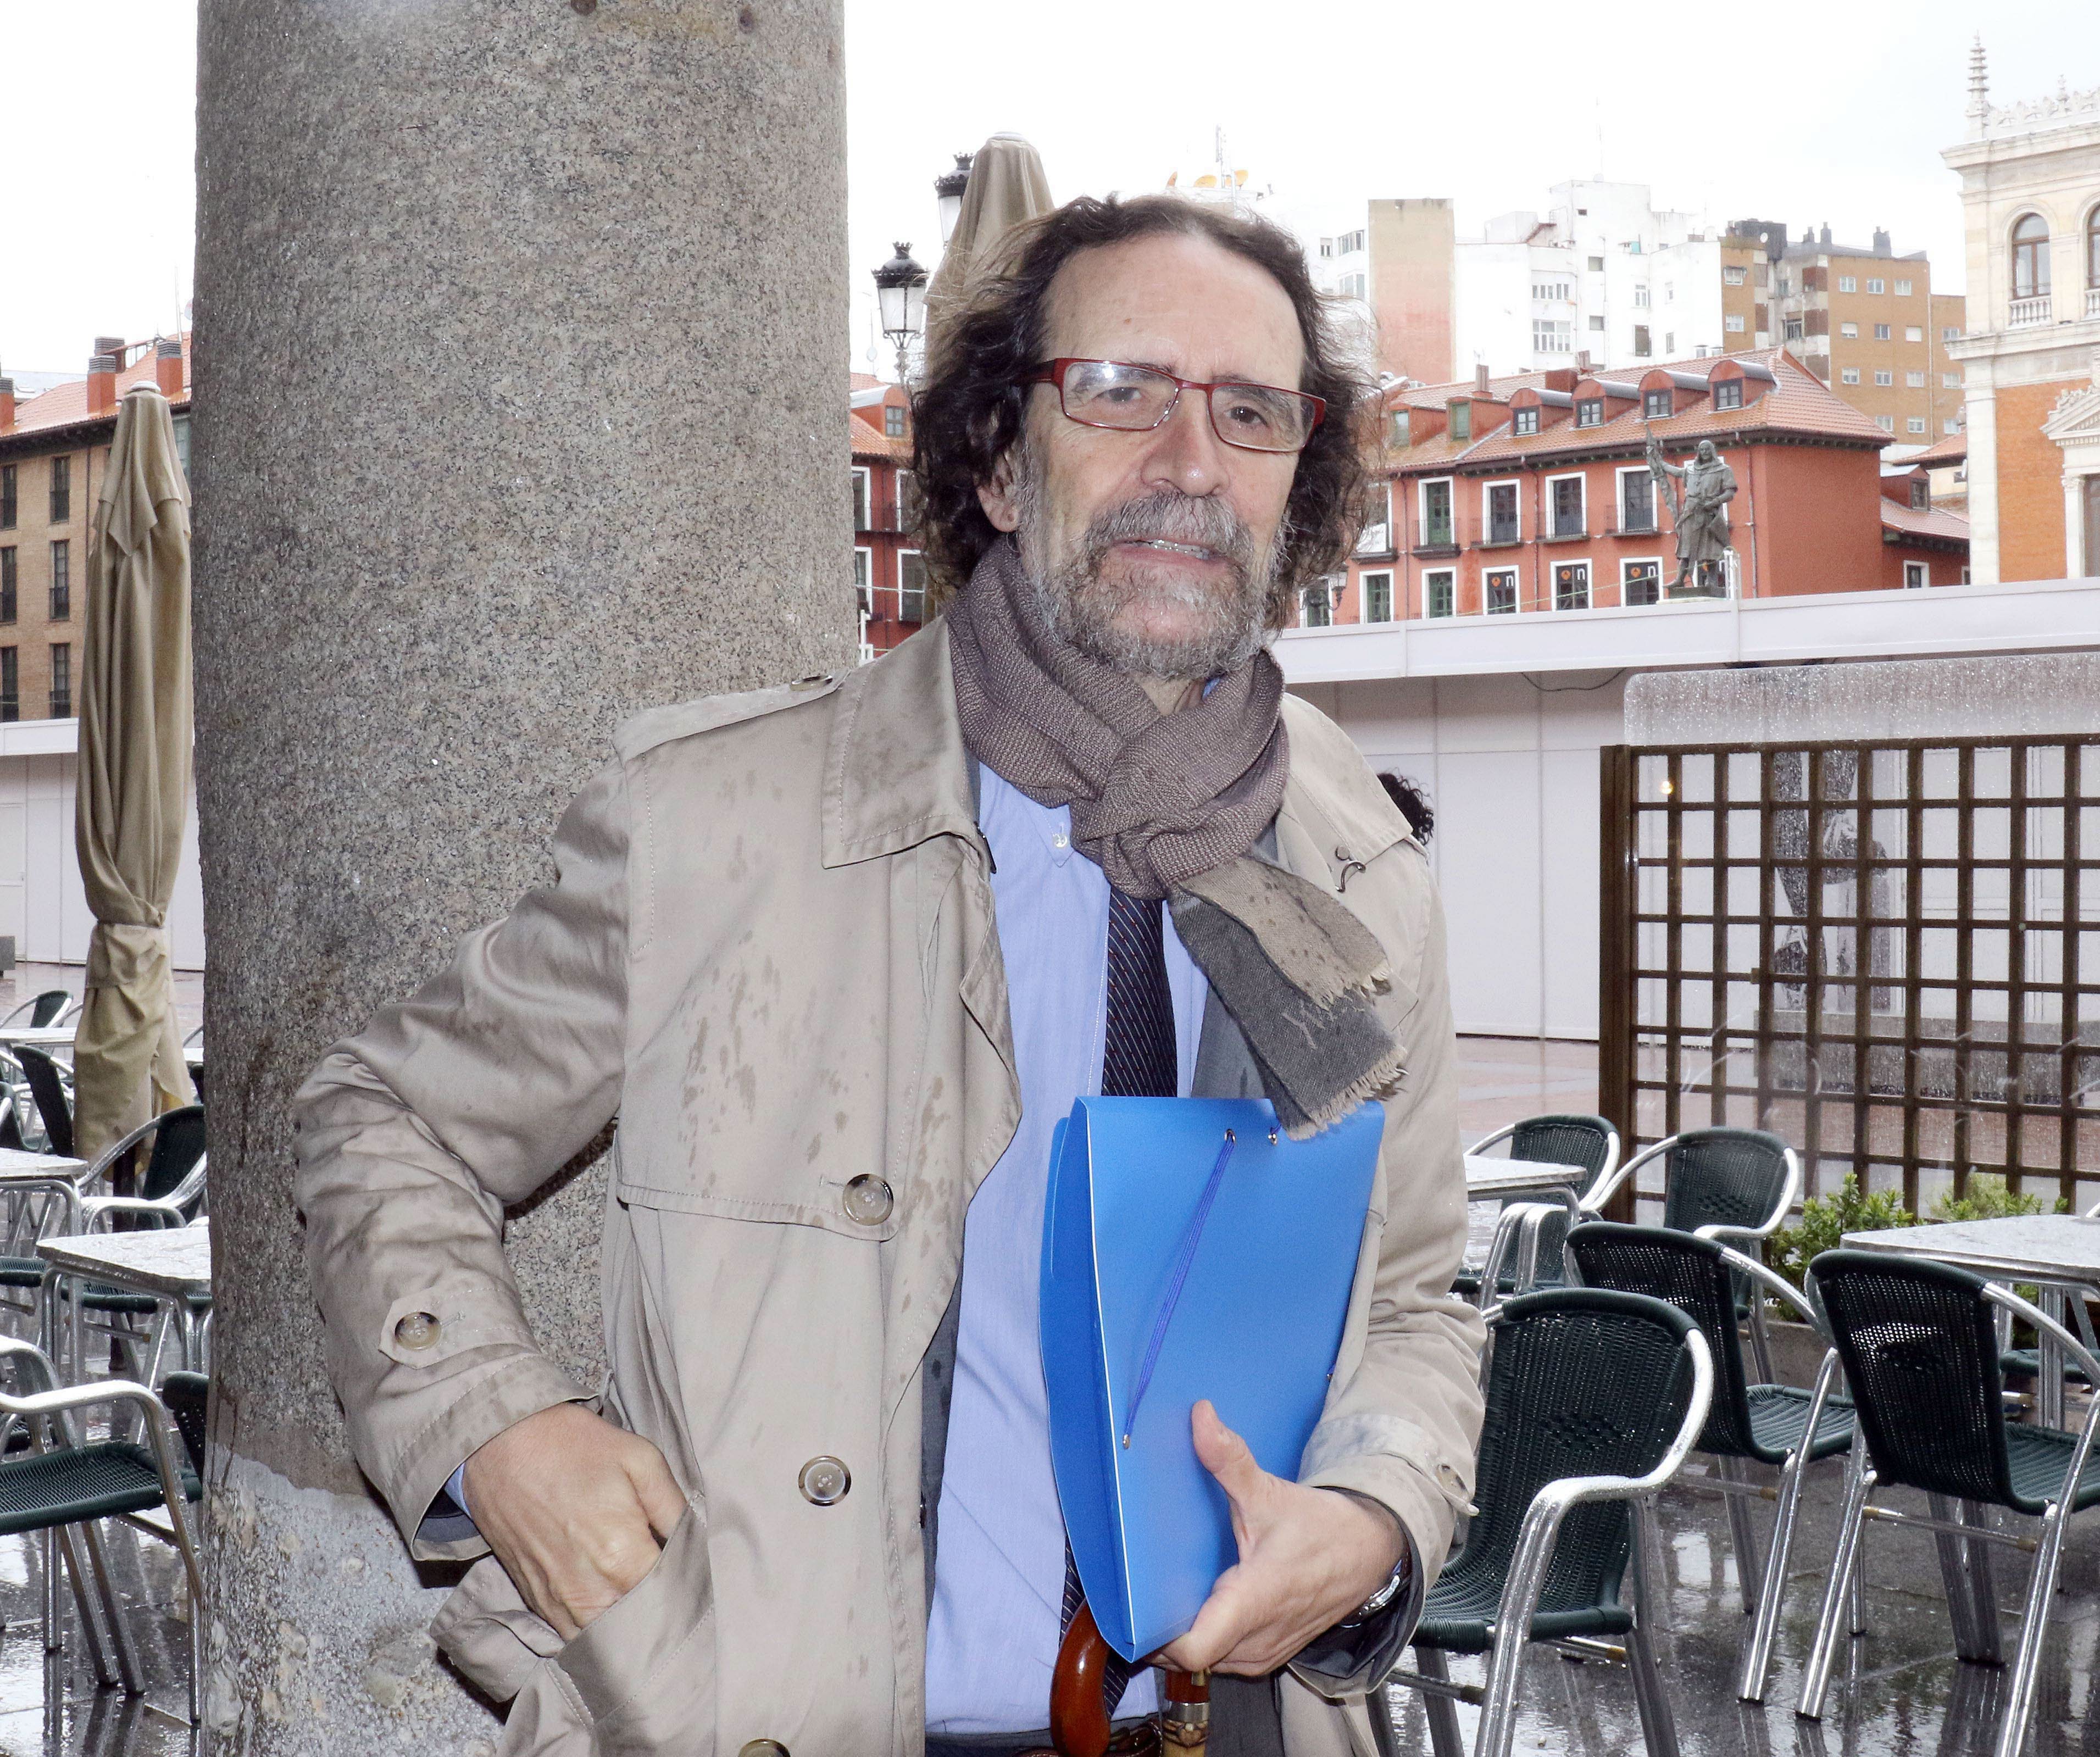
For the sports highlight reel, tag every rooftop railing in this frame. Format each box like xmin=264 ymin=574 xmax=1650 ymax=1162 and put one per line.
xmin=2008 ymin=295 xmax=2053 ymax=327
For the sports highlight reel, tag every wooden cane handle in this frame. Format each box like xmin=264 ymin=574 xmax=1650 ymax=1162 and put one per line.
xmin=1048 ymin=1600 xmax=1115 ymax=1757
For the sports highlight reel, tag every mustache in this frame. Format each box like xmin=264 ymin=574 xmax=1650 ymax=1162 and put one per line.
xmin=1079 ymin=492 xmax=1257 ymax=575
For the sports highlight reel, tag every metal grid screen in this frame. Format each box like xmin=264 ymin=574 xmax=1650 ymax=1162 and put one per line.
xmin=1599 ymin=737 xmax=2100 ymax=1213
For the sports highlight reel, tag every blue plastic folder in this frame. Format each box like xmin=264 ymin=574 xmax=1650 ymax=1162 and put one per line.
xmin=1039 ymin=1095 xmax=1385 ymax=1663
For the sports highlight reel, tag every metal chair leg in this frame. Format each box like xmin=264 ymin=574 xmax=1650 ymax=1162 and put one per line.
xmin=1413 ymin=1647 xmax=1466 ymax=1757
xmin=1993 ymin=1504 xmax=2068 ymax=1757
xmin=1364 ymin=1678 xmax=1403 ymax=1757
xmin=1799 ymin=1454 xmax=1874 ymax=1719
xmin=1718 ymin=1456 xmax=1764 ymax=1614
xmin=1928 ymin=1493 xmax=2002 ymax=1664
xmin=1626 ymin=1612 xmax=1680 ymax=1757
xmin=54 ymin=1525 xmax=118 ymax=1688
xmin=77 ymin=1519 xmax=145 ymax=1693
xmin=1739 ymin=1447 xmax=1808 ymax=1702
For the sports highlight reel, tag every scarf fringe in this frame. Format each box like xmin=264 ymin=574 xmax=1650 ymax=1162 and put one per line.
xmin=1284 ymin=1042 xmax=1408 ymax=1141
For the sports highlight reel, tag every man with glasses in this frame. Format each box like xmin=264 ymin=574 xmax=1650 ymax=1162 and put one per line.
xmin=296 ymin=194 xmax=1481 ymax=1757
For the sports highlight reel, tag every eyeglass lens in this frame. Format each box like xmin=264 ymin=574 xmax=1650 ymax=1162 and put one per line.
xmin=1057 ymin=360 xmax=1314 ymax=453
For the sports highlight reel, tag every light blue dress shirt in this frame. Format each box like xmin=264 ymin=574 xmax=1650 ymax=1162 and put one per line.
xmin=923 ymin=766 xmax=1208 ymax=1735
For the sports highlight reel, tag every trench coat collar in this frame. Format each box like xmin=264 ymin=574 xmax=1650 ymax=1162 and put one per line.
xmin=822 ymin=620 xmax=980 ymax=869
xmin=821 ymin=617 xmax=1411 ymax=884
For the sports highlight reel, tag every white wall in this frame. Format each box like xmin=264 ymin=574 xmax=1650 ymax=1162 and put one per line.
xmin=0 ymin=748 xmax=205 ymax=970
xmin=1290 ymin=669 xmax=1629 ymax=1041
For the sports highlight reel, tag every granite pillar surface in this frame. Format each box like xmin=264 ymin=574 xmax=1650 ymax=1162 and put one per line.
xmin=191 ymin=2 xmax=849 ymax=1746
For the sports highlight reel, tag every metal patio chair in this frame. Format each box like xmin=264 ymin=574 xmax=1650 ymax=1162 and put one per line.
xmin=1375 ymin=1287 xmax=1713 ymax=1757
xmin=1564 ymin=1221 xmax=1855 ymax=1702
xmin=1453 ymin=1115 xmax=1621 ymax=1305
xmin=0 ymin=1337 xmax=204 ymax=1722
xmin=1 ymin=989 xmax=76 ymax=1030
xmin=1797 ymin=1250 xmax=2100 ymax=1757
xmin=13 ymin=1044 xmax=75 ymax=1160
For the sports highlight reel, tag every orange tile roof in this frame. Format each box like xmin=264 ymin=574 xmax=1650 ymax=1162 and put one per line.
xmin=1909 ymin=430 xmax=1968 ymax=466
xmin=849 ymin=414 xmax=912 ymax=463
xmin=1 ymin=335 xmax=191 ymax=444
xmin=1880 ymin=502 xmax=1970 ymax=544
xmin=1385 ymin=348 xmax=1886 ymax=475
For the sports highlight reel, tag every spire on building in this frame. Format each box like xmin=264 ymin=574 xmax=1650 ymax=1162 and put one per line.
xmin=1967 ymin=37 xmax=1991 ymax=138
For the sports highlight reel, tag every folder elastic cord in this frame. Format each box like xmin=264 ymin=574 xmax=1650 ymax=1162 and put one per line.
xmin=1120 ymin=1128 xmax=1238 ymax=1450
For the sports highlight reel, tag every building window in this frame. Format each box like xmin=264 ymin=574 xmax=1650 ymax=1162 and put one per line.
xmin=1943 ymin=372 xmax=1963 ymax=388
xmin=1663 ymin=282 xmax=1675 ymax=304
xmin=1838 ymin=275 xmax=1858 ymax=293
xmin=1634 ymin=286 xmax=1651 ymax=309
xmin=1447 ymin=401 xmax=1471 ymax=442
xmin=0 ymin=647 xmax=14 ymax=721
xmin=1905 ymin=370 xmax=1926 ymax=387
xmin=1905 ymin=326 xmax=1924 ymax=343
xmin=1425 ymin=571 xmax=1455 ymax=619
xmin=1873 ymin=323 xmax=1891 ymax=341
xmin=1904 ymin=561 xmax=1929 ymax=589
xmin=1866 ymin=277 xmax=1885 ymax=295
xmin=2088 ymin=207 xmax=2100 ymax=288
xmin=1724 ymin=266 xmax=1747 ymax=286
xmin=898 ymin=551 xmax=927 ymax=624
xmin=0 ymin=465 xmax=14 ymax=530
xmin=1632 ymin=325 xmax=1652 ymax=357
xmin=1553 ymin=561 xmax=1590 ymax=611
xmin=0 ymin=547 xmax=12 ymax=623
xmin=851 ymin=467 xmax=871 ymax=532
xmin=1874 ymin=370 xmax=1894 ymax=386
xmin=1620 ymin=469 xmax=1655 ymax=533
xmin=1341 ymin=274 xmax=1367 ymax=300
xmin=897 ymin=468 xmax=924 ymax=532
xmin=1664 ymin=332 xmax=1674 ymax=354
xmin=1643 ymin=388 xmax=1671 ymax=419
xmin=49 ymin=643 xmax=70 ymax=719
xmin=1357 ymin=481 xmax=1392 ymax=553
xmin=1484 ymin=569 xmax=1517 ymax=614
xmin=1910 ymin=477 xmax=1930 ymax=511
xmin=1532 ymin=278 xmax=1571 ymax=302
xmin=2013 ymin=213 xmax=2051 ymax=299
xmin=1840 ymin=322 xmax=1860 ymax=339
xmin=1725 ymin=313 xmax=1746 ymax=333
xmin=1549 ymin=475 xmax=1585 ymax=537
xmin=852 ymin=547 xmax=872 ymax=616
xmin=1588 ymin=255 xmax=1606 ymax=273
xmin=1943 ymin=325 xmax=1960 ymax=341
xmin=1388 ymin=410 xmax=1410 ymax=447
xmin=1486 ymin=481 xmax=1519 ymax=544
xmin=1945 ymin=418 xmax=1963 ymax=435
xmin=1907 ymin=417 xmax=1926 ymax=433
xmin=884 ymin=404 xmax=906 ymax=440
xmin=1623 ymin=560 xmax=1661 ymax=607
xmin=1513 ymin=407 xmax=1539 ymax=436
xmin=1575 ymin=397 xmax=1603 ymax=428
xmin=1532 ymin=321 xmax=1573 ymax=353
xmin=1841 ymin=368 xmax=1860 ymax=384
xmin=1714 ymin=379 xmax=1743 ymax=411
xmin=1363 ymin=571 xmax=1394 ymax=623
xmin=1895 ymin=279 xmax=1913 ymax=297
xmin=48 ymin=541 xmax=69 ymax=619
xmin=1340 ymin=231 xmax=1365 ymax=254
xmin=1301 ymin=581 xmax=1331 ymax=628
xmin=1875 ymin=414 xmax=1895 ymax=432
xmin=1785 ymin=317 xmax=1804 ymax=342
xmin=48 ymin=455 xmax=70 ymax=525
xmin=1420 ymin=479 xmax=1454 ymax=548
xmin=1588 ymin=314 xmax=1605 ymax=331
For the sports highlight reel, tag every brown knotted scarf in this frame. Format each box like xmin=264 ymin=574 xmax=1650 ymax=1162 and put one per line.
xmin=946 ymin=538 xmax=1404 ymax=1135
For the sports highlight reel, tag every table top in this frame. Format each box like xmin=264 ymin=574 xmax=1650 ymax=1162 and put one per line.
xmin=1463 ymin=1153 xmax=1588 ymax=1199
xmin=1841 ymin=1215 xmax=2100 ymax=1286
xmin=0 ymin=1147 xmax=90 ymax=1183
xmin=0 ymin=1026 xmax=76 ymax=1049
xmin=37 ymin=1220 xmax=211 ymax=1298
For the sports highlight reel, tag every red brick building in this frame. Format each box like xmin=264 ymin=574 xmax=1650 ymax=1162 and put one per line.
xmin=1320 ymin=348 xmax=1966 ymax=625
xmin=849 ymin=375 xmax=924 ymax=658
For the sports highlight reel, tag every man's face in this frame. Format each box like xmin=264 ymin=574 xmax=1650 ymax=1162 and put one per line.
xmin=976 ymin=231 xmax=1304 ymax=680
xmin=1697 ymin=441 xmax=1717 ymax=464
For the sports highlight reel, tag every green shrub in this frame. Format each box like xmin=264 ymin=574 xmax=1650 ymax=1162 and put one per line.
xmin=1767 ymin=1174 xmax=1912 ymax=1291
xmin=1927 ymin=1172 xmax=2056 ymax=1223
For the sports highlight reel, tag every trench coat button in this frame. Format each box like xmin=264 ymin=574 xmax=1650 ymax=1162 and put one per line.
xmin=739 ymin=1743 xmax=790 ymax=1757
xmin=842 ymin=1174 xmax=893 ymax=1226
xmin=798 ymin=1456 xmax=851 ymax=1506
xmin=394 ymin=1312 xmax=440 ymax=1352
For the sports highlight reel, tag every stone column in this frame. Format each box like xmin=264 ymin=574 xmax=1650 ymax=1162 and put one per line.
xmin=191 ymin=2 xmax=849 ymax=1747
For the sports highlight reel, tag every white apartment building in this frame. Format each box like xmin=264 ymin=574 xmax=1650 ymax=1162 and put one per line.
xmin=1453 ymin=180 xmax=1729 ymax=376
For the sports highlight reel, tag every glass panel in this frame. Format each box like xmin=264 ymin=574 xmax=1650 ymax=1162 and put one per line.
xmin=1870 ymin=868 xmax=1908 ymax=920
xmin=1679 ymin=813 xmax=1713 ymax=860
xmin=1772 ymin=807 xmax=1809 ymax=860
xmin=1729 ymin=752 xmax=1762 ymax=801
xmin=1680 ymin=753 xmax=1714 ymax=803
xmin=2027 ymin=745 xmax=2067 ymax=798
xmin=1637 ymin=754 xmax=1670 ymax=803
xmin=1869 ymin=748 xmax=1909 ymax=799
xmin=1638 ymin=810 xmax=1670 ymax=858
xmin=1973 ymin=928 xmax=2010 ymax=984
xmin=2025 ymin=928 xmax=2064 ymax=986
xmin=1638 ymin=865 xmax=1668 ymax=915
xmin=1870 ymin=809 xmax=1907 ymax=858
xmin=1638 ymin=922 xmax=1669 ymax=972
xmin=1727 ymin=866 xmax=1760 ymax=918
xmin=1923 ymin=809 xmax=1960 ymax=860
xmin=1818 ymin=750 xmax=1859 ymax=800
xmin=1921 ymin=928 xmax=1958 ymax=981
xmin=1974 ymin=747 xmax=2012 ymax=798
xmin=1680 ymin=866 xmax=1713 ymax=919
xmin=2027 ymin=867 xmax=2066 ymax=924
xmin=1680 ymin=924 xmax=1712 ymax=974
xmin=1973 ymin=807 xmax=2011 ymax=861
xmin=2082 ymin=746 xmax=2100 ymax=797
xmin=1726 ymin=809 xmax=1760 ymax=858
xmin=1824 ymin=808 xmax=1857 ymax=855
xmin=2027 ymin=805 xmax=2068 ymax=862
xmin=1727 ymin=924 xmax=1760 ymax=974
xmin=1923 ymin=748 xmax=1959 ymax=798
xmin=1823 ymin=924 xmax=1858 ymax=977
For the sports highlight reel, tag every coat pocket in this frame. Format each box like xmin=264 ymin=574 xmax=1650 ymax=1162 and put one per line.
xmin=549 ymin=1500 xmax=717 ymax=1754
xmin=429 ymin=1554 xmax=566 ymax=1704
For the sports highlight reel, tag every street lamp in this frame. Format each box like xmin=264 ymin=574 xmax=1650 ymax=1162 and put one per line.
xmin=935 ymin=153 xmax=973 ymax=245
xmin=873 ymin=241 xmax=927 ymax=383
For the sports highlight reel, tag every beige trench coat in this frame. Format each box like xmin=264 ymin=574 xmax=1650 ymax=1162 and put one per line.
xmin=293 ymin=624 xmax=1486 ymax=1757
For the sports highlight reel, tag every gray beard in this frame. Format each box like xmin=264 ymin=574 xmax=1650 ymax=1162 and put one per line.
xmin=1012 ymin=458 xmax=1280 ymax=681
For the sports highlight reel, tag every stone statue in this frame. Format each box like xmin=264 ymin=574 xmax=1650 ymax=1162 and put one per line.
xmin=1647 ymin=434 xmax=1737 ymax=596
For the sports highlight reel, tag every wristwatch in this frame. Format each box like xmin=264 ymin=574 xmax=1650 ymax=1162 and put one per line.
xmin=1350 ymin=1544 xmax=1414 ymax=1622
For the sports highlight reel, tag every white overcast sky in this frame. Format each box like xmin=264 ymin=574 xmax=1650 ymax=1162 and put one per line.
xmin=2 ymin=1 xmax=2092 ymax=376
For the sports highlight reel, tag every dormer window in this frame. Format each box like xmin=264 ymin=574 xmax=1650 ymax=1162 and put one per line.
xmin=1576 ymin=397 xmax=1603 ymax=428
xmin=1644 ymin=388 xmax=1671 ymax=419
xmin=1513 ymin=407 xmax=1540 ymax=436
xmin=1388 ymin=410 xmax=1410 ymax=446
xmin=1448 ymin=401 xmax=1471 ymax=441
xmin=1910 ymin=477 xmax=1930 ymax=511
xmin=1714 ymin=380 xmax=1743 ymax=412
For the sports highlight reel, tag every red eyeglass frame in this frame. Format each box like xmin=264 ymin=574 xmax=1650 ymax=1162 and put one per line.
xmin=1024 ymin=358 xmax=1326 ymax=451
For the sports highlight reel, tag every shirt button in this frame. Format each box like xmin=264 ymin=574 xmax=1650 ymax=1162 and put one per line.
xmin=394 ymin=1313 xmax=440 ymax=1352
xmin=842 ymin=1174 xmax=893 ymax=1226
xmin=798 ymin=1456 xmax=851 ymax=1506
xmin=1051 ymin=831 xmax=1070 ymax=849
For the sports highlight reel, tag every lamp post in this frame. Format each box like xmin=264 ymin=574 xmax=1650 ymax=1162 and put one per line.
xmin=935 ymin=153 xmax=973 ymax=245
xmin=873 ymin=241 xmax=927 ymax=385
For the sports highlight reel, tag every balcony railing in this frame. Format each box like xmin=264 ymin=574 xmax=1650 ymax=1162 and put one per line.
xmin=2009 ymin=295 xmax=2053 ymax=327
xmin=1486 ymin=519 xmax=1520 ymax=546
xmin=1354 ymin=523 xmax=1392 ymax=557
xmin=2088 ymin=287 xmax=2100 ymax=320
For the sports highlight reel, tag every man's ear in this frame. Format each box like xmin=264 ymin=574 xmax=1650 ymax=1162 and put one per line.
xmin=977 ymin=448 xmax=1022 ymax=533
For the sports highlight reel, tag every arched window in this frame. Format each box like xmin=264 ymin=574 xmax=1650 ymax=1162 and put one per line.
xmin=2012 ymin=213 xmax=2051 ymax=301
xmin=2088 ymin=207 xmax=2100 ymax=289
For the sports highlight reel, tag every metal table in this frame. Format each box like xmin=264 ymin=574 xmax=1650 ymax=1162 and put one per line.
xmin=1461 ymin=1154 xmax=1589 ymax=1279
xmin=1842 ymin=1215 xmax=2100 ymax=1427
xmin=37 ymin=1220 xmax=212 ymax=1378
xmin=0 ymin=1028 xmax=202 ymax=1067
